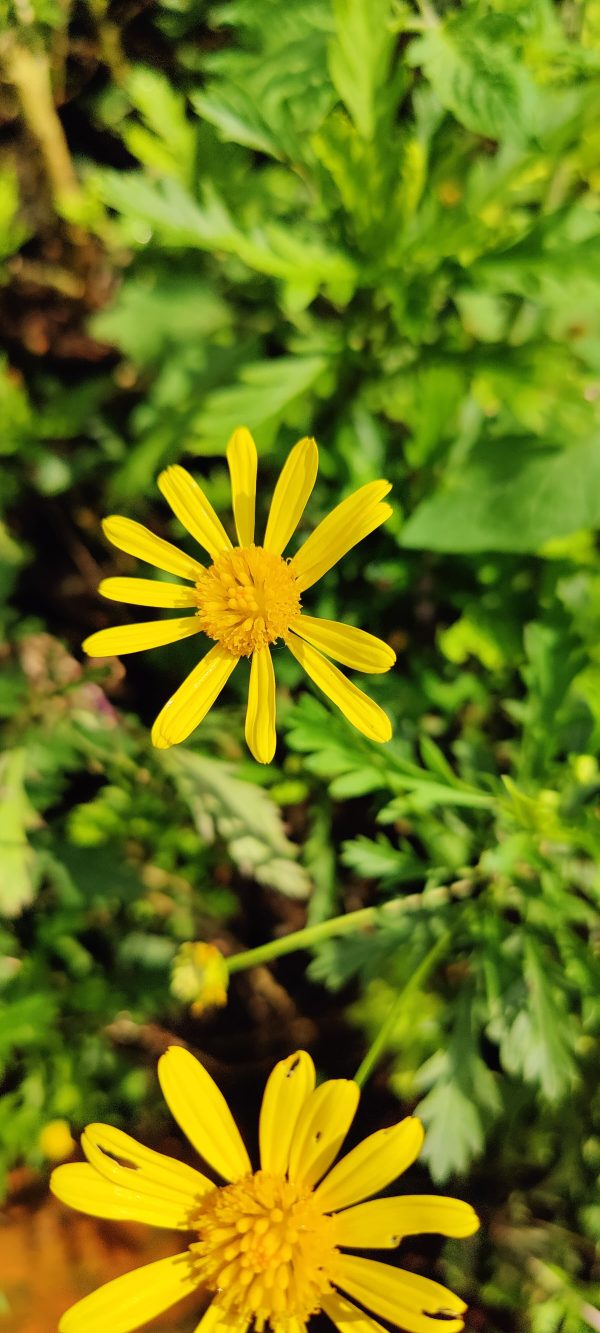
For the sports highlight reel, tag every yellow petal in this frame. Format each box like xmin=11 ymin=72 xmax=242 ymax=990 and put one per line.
xmin=227 ymin=427 xmax=257 ymax=547
xmin=335 ymin=1195 xmax=479 ymax=1249
xmin=83 ymin=616 xmax=202 ymax=658
xmin=263 ymin=437 xmax=318 ymax=555
xmin=291 ymin=480 xmax=392 ymax=592
xmin=335 ymin=1255 xmax=466 ymax=1333
xmin=158 ymin=465 xmax=233 ymax=560
xmin=80 ymin=1122 xmax=211 ymax=1209
xmin=293 ymin=615 xmax=396 ymax=674
xmin=151 ymin=644 xmax=238 ymax=749
xmin=245 ymin=647 xmax=276 ymax=764
xmin=191 ymin=1304 xmax=248 ymax=1333
xmin=58 ymin=1252 xmax=198 ymax=1333
xmin=315 ymin=1116 xmax=424 ymax=1213
xmin=287 ymin=1079 xmax=359 ymax=1189
xmin=287 ymin=633 xmax=392 ymax=743
xmin=259 ymin=1051 xmax=316 ymax=1175
xmin=103 ymin=515 xmax=204 ymax=581
xmin=322 ymin=1291 xmax=389 ymax=1333
xmin=51 ymin=1160 xmax=204 ymax=1230
xmin=99 ymin=577 xmax=198 ymax=609
xmin=158 ymin=1045 xmax=251 ymax=1181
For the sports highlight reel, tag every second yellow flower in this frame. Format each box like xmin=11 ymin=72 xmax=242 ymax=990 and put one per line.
xmin=83 ymin=430 xmax=395 ymax=762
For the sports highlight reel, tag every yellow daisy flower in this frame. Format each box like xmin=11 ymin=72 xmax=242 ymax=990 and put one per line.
xmin=82 ymin=430 xmax=395 ymax=762
xmin=51 ymin=1046 xmax=478 ymax=1333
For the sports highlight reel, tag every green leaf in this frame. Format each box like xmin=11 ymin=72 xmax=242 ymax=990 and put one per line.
xmin=401 ymin=364 xmax=466 ymax=468
xmin=285 ymin=695 xmax=391 ymax=792
xmin=89 ymin=170 xmax=236 ymax=248
xmin=416 ymin=991 xmax=501 ymax=1180
xmin=341 ymin=834 xmax=424 ymax=885
xmin=191 ymin=87 xmax=283 ymax=158
xmin=189 ymin=355 xmax=329 ymax=453
xmin=0 ymin=358 xmax=32 ymax=458
xmin=0 ymin=167 xmax=30 ymax=260
xmin=499 ymin=939 xmax=577 ymax=1101
xmin=92 ymin=170 xmax=355 ymax=310
xmin=407 ymin=18 xmax=541 ymax=146
xmin=124 ymin=66 xmax=196 ymax=172
xmin=328 ymin=0 xmax=395 ymax=139
xmin=194 ymin=5 xmax=334 ymax=159
xmin=91 ymin=275 xmax=231 ymax=365
xmin=0 ymin=750 xmax=41 ymax=918
xmin=160 ymin=750 xmax=311 ymax=899
xmin=402 ymin=438 xmax=600 ymax=554
xmin=0 ymin=994 xmax=58 ymax=1069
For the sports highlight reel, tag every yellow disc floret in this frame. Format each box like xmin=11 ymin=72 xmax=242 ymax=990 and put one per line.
xmin=192 ymin=1170 xmax=339 ymax=1332
xmin=194 ymin=546 xmax=302 ymax=657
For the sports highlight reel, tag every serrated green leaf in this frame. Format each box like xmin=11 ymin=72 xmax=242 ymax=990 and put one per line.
xmin=499 ymin=939 xmax=577 ymax=1101
xmin=160 ymin=749 xmax=311 ymax=898
xmin=329 ymin=0 xmax=394 ymax=140
xmin=407 ymin=19 xmax=541 ymax=146
xmin=342 ymin=834 xmax=424 ymax=884
xmin=91 ymin=275 xmax=231 ymax=365
xmin=191 ymin=87 xmax=283 ymax=158
xmin=189 ymin=355 xmax=328 ymax=453
xmin=416 ymin=992 xmax=501 ymax=1180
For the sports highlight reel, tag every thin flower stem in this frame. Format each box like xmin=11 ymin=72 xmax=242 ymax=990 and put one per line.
xmin=226 ymin=904 xmax=385 ymax=974
xmin=227 ymin=882 xmax=474 ymax=976
xmin=353 ymin=928 xmax=453 ymax=1089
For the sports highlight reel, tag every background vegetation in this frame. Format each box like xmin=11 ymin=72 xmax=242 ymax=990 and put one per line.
xmin=2 ymin=0 xmax=600 ymax=1328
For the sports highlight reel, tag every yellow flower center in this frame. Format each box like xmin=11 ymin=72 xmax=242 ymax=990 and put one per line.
xmin=194 ymin=546 xmax=302 ymax=657
xmin=192 ymin=1170 xmax=339 ymax=1331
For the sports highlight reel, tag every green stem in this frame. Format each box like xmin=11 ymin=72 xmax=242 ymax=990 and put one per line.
xmin=353 ymin=928 xmax=453 ymax=1089
xmin=226 ymin=904 xmax=385 ymax=974
xmin=227 ymin=879 xmax=475 ymax=977
xmin=2 ymin=40 xmax=81 ymax=203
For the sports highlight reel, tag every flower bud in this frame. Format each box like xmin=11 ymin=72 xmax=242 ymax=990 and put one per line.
xmin=171 ymin=942 xmax=229 ymax=1016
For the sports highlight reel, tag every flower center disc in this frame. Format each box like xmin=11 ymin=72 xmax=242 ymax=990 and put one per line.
xmin=195 ymin=546 xmax=301 ymax=657
xmin=192 ymin=1170 xmax=339 ymax=1331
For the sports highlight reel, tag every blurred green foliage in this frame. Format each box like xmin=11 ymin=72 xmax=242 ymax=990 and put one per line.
xmin=2 ymin=0 xmax=600 ymax=1327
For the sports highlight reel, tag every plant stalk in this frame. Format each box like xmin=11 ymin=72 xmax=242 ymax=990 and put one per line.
xmin=354 ymin=928 xmax=453 ymax=1088
xmin=3 ymin=40 xmax=80 ymax=203
xmin=226 ymin=892 xmax=457 ymax=975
